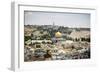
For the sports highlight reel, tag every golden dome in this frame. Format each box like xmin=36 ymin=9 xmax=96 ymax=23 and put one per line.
xmin=55 ymin=31 xmax=62 ymax=38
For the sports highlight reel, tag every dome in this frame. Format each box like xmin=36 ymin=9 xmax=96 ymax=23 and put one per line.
xmin=55 ymin=31 xmax=62 ymax=38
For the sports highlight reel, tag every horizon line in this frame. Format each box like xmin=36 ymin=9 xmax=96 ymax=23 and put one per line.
xmin=24 ymin=24 xmax=90 ymax=28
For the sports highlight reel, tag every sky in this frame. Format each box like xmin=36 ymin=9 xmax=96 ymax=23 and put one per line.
xmin=24 ymin=11 xmax=90 ymax=28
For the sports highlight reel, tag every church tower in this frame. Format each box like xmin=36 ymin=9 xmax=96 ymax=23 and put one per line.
xmin=53 ymin=22 xmax=55 ymax=26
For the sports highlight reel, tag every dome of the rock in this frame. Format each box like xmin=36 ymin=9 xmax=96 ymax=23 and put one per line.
xmin=55 ymin=32 xmax=62 ymax=38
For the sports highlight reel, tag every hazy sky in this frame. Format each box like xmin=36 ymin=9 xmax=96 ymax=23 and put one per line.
xmin=24 ymin=11 xmax=90 ymax=28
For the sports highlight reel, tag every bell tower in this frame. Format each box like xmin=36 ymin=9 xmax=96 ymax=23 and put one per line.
xmin=53 ymin=21 xmax=55 ymax=26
